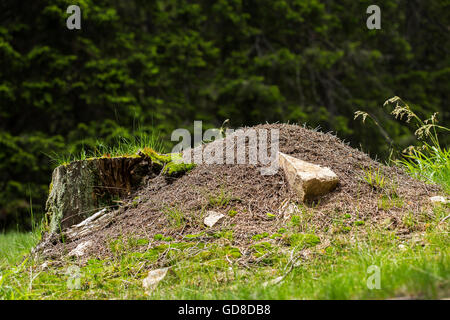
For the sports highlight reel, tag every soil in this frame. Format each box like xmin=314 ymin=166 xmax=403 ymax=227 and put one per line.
xmin=38 ymin=123 xmax=441 ymax=262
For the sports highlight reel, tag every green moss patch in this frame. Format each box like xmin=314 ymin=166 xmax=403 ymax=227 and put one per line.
xmin=140 ymin=147 xmax=196 ymax=176
xmin=287 ymin=233 xmax=320 ymax=248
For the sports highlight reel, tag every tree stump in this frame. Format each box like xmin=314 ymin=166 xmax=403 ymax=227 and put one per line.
xmin=46 ymin=156 xmax=152 ymax=233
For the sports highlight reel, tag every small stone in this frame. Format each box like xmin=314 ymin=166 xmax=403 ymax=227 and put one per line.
xmin=430 ymin=196 xmax=448 ymax=204
xmin=204 ymin=211 xmax=225 ymax=227
xmin=68 ymin=240 xmax=93 ymax=257
xmin=142 ymin=268 xmax=170 ymax=294
xmin=279 ymin=152 xmax=338 ymax=202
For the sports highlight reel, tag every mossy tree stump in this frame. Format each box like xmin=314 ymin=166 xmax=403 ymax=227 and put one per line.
xmin=46 ymin=150 xmax=195 ymax=233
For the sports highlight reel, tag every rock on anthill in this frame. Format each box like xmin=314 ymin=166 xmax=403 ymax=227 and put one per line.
xmin=279 ymin=152 xmax=338 ymax=202
xmin=204 ymin=211 xmax=225 ymax=227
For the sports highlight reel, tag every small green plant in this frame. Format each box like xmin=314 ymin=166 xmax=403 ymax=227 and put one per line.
xmin=266 ymin=213 xmax=276 ymax=220
xmin=362 ymin=167 xmax=386 ymax=190
xmin=163 ymin=206 xmax=185 ymax=229
xmin=109 ymin=237 xmax=125 ymax=255
xmin=153 ymin=234 xmax=164 ymax=241
xmin=252 ymin=232 xmax=269 ymax=241
xmin=153 ymin=234 xmax=173 ymax=242
xmin=212 ymin=230 xmax=233 ymax=241
xmin=290 ymin=215 xmax=301 ymax=227
xmin=183 ymin=232 xmax=206 ymax=240
xmin=228 ymin=209 xmax=238 ymax=217
xmin=250 ymin=242 xmax=273 ymax=258
xmin=224 ymin=246 xmax=242 ymax=259
xmin=208 ymin=189 xmax=233 ymax=208
xmin=287 ymin=233 xmax=320 ymax=248
xmin=127 ymin=237 xmax=149 ymax=247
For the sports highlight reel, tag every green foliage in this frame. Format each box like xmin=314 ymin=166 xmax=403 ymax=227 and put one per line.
xmin=1 ymin=1 xmax=449 ymax=230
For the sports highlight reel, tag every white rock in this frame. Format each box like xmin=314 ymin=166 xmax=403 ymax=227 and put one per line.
xmin=142 ymin=267 xmax=170 ymax=293
xmin=430 ymin=196 xmax=448 ymax=204
xmin=204 ymin=211 xmax=225 ymax=227
xmin=279 ymin=152 xmax=338 ymax=202
xmin=68 ymin=240 xmax=93 ymax=257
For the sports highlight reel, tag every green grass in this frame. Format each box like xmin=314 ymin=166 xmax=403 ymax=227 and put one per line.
xmin=396 ymin=144 xmax=450 ymax=193
xmin=356 ymin=96 xmax=450 ymax=194
xmin=207 ymin=189 xmax=234 ymax=208
xmin=49 ymin=132 xmax=164 ymax=166
xmin=362 ymin=167 xmax=386 ymax=190
xmin=0 ymin=232 xmax=40 ymax=267
xmin=163 ymin=206 xmax=186 ymax=229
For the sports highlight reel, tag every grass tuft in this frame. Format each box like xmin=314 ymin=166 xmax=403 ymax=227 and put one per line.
xmin=48 ymin=132 xmax=164 ymax=166
xmin=356 ymin=96 xmax=450 ymax=194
